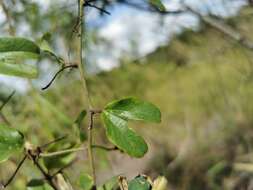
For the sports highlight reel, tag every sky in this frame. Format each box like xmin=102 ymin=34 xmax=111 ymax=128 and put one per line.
xmin=0 ymin=0 xmax=247 ymax=92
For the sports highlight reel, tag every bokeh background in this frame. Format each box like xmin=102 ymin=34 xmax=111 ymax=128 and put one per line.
xmin=1 ymin=0 xmax=253 ymax=189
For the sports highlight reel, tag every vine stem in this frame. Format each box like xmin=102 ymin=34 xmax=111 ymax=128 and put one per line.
xmin=77 ymin=0 xmax=97 ymax=186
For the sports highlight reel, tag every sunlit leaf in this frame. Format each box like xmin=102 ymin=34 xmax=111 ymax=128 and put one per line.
xmin=105 ymin=97 xmax=161 ymax=123
xmin=79 ymin=173 xmax=94 ymax=190
xmin=128 ymin=176 xmax=152 ymax=190
xmin=27 ymin=179 xmax=54 ymax=190
xmin=0 ymin=124 xmax=24 ymax=163
xmin=0 ymin=37 xmax=40 ymax=78
xmin=149 ymin=0 xmax=166 ymax=11
xmin=152 ymin=176 xmax=168 ymax=190
xmin=102 ymin=111 xmax=148 ymax=158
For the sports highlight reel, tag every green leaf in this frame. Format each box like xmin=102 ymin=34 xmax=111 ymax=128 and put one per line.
xmin=128 ymin=176 xmax=152 ymax=190
xmin=105 ymin=97 xmax=161 ymax=123
xmin=0 ymin=124 xmax=24 ymax=163
xmin=0 ymin=37 xmax=40 ymax=55
xmin=0 ymin=37 xmax=40 ymax=78
xmin=27 ymin=179 xmax=54 ymax=190
xmin=97 ymin=176 xmax=119 ymax=190
xmin=0 ymin=61 xmax=38 ymax=78
xmin=79 ymin=173 xmax=94 ymax=190
xmin=74 ymin=110 xmax=87 ymax=142
xmin=149 ymin=0 xmax=166 ymax=11
xmin=102 ymin=111 xmax=148 ymax=158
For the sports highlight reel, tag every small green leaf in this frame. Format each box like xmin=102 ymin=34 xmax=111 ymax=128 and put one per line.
xmin=0 ymin=124 xmax=24 ymax=163
xmin=0 ymin=37 xmax=40 ymax=78
xmin=149 ymin=0 xmax=166 ymax=11
xmin=79 ymin=173 xmax=94 ymax=190
xmin=102 ymin=111 xmax=148 ymax=158
xmin=105 ymin=97 xmax=161 ymax=123
xmin=97 ymin=176 xmax=119 ymax=190
xmin=27 ymin=179 xmax=54 ymax=190
xmin=38 ymin=33 xmax=64 ymax=64
xmin=74 ymin=110 xmax=87 ymax=142
xmin=128 ymin=176 xmax=152 ymax=190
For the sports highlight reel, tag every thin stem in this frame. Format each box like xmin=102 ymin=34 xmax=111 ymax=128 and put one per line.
xmin=40 ymin=135 xmax=68 ymax=150
xmin=77 ymin=0 xmax=92 ymax=109
xmin=40 ymin=147 xmax=86 ymax=158
xmin=77 ymin=0 xmax=97 ymax=187
xmin=4 ymin=155 xmax=27 ymax=188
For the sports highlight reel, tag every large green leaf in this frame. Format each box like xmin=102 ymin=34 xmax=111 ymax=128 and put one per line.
xmin=149 ymin=0 xmax=166 ymax=11
xmin=105 ymin=97 xmax=161 ymax=123
xmin=0 ymin=37 xmax=40 ymax=55
xmin=0 ymin=37 xmax=40 ymax=78
xmin=102 ymin=111 xmax=148 ymax=158
xmin=27 ymin=179 xmax=54 ymax=190
xmin=128 ymin=176 xmax=152 ymax=190
xmin=79 ymin=173 xmax=94 ymax=190
xmin=0 ymin=124 xmax=24 ymax=162
xmin=0 ymin=61 xmax=38 ymax=78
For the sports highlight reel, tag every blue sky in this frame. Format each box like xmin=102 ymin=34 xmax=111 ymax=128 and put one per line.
xmin=0 ymin=0 xmax=247 ymax=91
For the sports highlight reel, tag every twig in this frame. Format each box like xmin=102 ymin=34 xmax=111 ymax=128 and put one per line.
xmin=41 ymin=65 xmax=78 ymax=90
xmin=3 ymin=155 xmax=27 ymax=188
xmin=40 ymin=135 xmax=68 ymax=149
xmin=0 ymin=91 xmax=15 ymax=111
xmin=40 ymin=147 xmax=86 ymax=158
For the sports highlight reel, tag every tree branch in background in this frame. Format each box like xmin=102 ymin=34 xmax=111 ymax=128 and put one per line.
xmin=183 ymin=4 xmax=253 ymax=50
xmin=84 ymin=1 xmax=111 ymax=15
xmin=0 ymin=0 xmax=15 ymax=35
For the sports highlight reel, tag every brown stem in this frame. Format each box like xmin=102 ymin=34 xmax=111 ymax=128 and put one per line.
xmin=29 ymin=151 xmax=58 ymax=190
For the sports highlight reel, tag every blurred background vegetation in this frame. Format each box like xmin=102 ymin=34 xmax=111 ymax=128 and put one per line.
xmin=1 ymin=0 xmax=253 ymax=189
